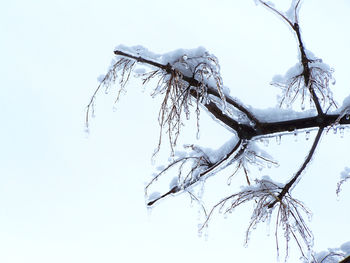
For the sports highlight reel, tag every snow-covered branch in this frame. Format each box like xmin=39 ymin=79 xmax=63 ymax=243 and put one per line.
xmin=86 ymin=1 xmax=350 ymax=262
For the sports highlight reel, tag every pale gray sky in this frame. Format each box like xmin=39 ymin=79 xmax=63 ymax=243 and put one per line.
xmin=1 ymin=0 xmax=350 ymax=262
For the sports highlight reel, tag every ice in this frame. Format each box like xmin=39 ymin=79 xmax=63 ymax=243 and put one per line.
xmin=305 ymin=131 xmax=310 ymax=141
xmin=275 ymin=135 xmax=281 ymax=145
xmin=333 ymin=127 xmax=337 ymax=135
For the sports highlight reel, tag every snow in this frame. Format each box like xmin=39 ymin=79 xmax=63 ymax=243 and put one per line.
xmin=156 ymin=165 xmax=165 ymax=171
xmin=114 ymin=44 xmax=225 ymax=99
xmin=272 ymin=63 xmax=303 ymax=84
xmin=238 ymin=175 xmax=283 ymax=193
xmin=115 ymin=44 xmax=161 ymax=61
xmin=340 ymin=94 xmax=350 ymax=112
xmin=148 ymin=192 xmax=161 ymax=203
xmin=341 ymin=241 xmax=350 ymax=255
xmin=285 ymin=0 xmax=301 ymax=23
xmin=340 ymin=167 xmax=350 ymax=180
xmin=133 ymin=67 xmax=146 ymax=74
xmin=252 ymin=107 xmax=316 ymax=122
xmin=115 ymin=44 xmax=209 ymax=71
xmin=169 ymin=177 xmax=178 ymax=189
xmin=185 ymin=137 xmax=239 ymax=164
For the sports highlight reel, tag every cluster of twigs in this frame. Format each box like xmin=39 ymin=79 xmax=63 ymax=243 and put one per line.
xmin=201 ymin=178 xmax=312 ymax=260
xmin=273 ymin=62 xmax=336 ymax=110
xmin=86 ymin=58 xmax=135 ymax=125
xmin=151 ymin=70 xmax=194 ymax=154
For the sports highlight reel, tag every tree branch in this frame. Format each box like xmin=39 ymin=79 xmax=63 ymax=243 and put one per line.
xmin=114 ymin=50 xmax=261 ymax=127
xmin=147 ymin=139 xmax=245 ymax=206
xmin=268 ymin=127 xmax=324 ymax=208
xmin=340 ymin=255 xmax=350 ymax=263
xmin=259 ymin=114 xmax=350 ymax=136
xmin=259 ymin=1 xmax=324 ymax=115
xmin=293 ymin=23 xmax=323 ymax=115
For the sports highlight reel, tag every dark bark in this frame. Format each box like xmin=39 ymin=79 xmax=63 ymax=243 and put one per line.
xmin=340 ymin=255 xmax=350 ymax=263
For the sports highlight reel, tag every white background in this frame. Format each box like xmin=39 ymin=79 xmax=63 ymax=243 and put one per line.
xmin=1 ymin=0 xmax=350 ymax=262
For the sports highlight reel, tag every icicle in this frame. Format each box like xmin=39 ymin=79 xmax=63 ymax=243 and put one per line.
xmin=204 ymin=229 xmax=209 ymax=241
xmin=227 ymin=175 xmax=233 ymax=186
xmin=84 ymin=127 xmax=90 ymax=136
xmin=305 ymin=131 xmax=310 ymax=141
xmin=340 ymin=127 xmax=344 ymax=138
xmin=276 ymin=135 xmax=281 ymax=145
xmin=147 ymin=205 xmax=153 ymax=217
xmin=263 ymin=139 xmax=269 ymax=147
xmin=196 ymin=129 xmax=201 ymax=140
xmin=197 ymin=227 xmax=203 ymax=238
xmin=294 ymin=131 xmax=298 ymax=142
xmin=333 ymin=127 xmax=338 ymax=134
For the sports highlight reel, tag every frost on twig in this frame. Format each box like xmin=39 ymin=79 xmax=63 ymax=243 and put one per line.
xmin=87 ymin=46 xmax=235 ymax=154
xmin=145 ymin=139 xmax=280 ymax=207
xmin=146 ymin=139 xmax=245 ymax=206
xmin=201 ymin=177 xmax=313 ymax=261
xmin=336 ymin=167 xmax=350 ymax=196
xmin=86 ymin=58 xmax=136 ymax=126
xmin=272 ymin=60 xmax=337 ymax=111
xmin=260 ymin=0 xmax=337 ymax=114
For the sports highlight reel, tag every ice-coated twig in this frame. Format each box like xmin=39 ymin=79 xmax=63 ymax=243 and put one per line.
xmin=200 ymin=177 xmax=312 ymax=260
xmin=86 ymin=2 xmax=350 ymax=261
xmin=336 ymin=167 xmax=350 ymax=196
xmin=86 ymin=58 xmax=135 ymax=126
xmin=259 ymin=0 xmax=325 ymax=115
xmin=113 ymin=50 xmax=261 ymax=127
xmin=147 ymin=139 xmax=245 ymax=206
xmin=268 ymin=127 xmax=324 ymax=209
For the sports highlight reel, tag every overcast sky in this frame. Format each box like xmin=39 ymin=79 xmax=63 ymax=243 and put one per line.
xmin=1 ymin=0 xmax=350 ymax=262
